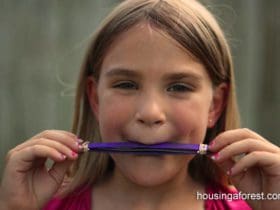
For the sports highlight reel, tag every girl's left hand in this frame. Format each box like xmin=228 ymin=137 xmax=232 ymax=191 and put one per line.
xmin=209 ymin=128 xmax=280 ymax=210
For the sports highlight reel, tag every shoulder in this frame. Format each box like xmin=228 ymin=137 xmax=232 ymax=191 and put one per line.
xmin=42 ymin=185 xmax=92 ymax=210
xmin=204 ymin=183 xmax=252 ymax=210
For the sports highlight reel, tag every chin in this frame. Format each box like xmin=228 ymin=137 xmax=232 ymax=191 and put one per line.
xmin=112 ymin=154 xmax=189 ymax=187
xmin=129 ymin=170 xmax=177 ymax=187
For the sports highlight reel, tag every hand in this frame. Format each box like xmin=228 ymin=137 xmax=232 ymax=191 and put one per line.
xmin=209 ymin=128 xmax=280 ymax=210
xmin=0 ymin=130 xmax=80 ymax=210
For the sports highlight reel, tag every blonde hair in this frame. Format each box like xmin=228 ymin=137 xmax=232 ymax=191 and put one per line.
xmin=65 ymin=0 xmax=240 ymax=194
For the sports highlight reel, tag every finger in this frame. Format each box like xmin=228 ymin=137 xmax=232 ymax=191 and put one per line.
xmin=14 ymin=138 xmax=79 ymax=159
xmin=14 ymin=132 xmax=80 ymax=153
xmin=230 ymin=151 xmax=280 ymax=176
xmin=32 ymin=130 xmax=77 ymax=140
xmin=31 ymin=130 xmax=78 ymax=147
xmin=12 ymin=145 xmax=68 ymax=171
xmin=214 ymin=139 xmax=280 ymax=163
xmin=209 ymin=128 xmax=267 ymax=152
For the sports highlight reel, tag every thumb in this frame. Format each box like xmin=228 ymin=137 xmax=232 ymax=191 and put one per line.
xmin=47 ymin=160 xmax=72 ymax=190
xmin=213 ymin=154 xmax=249 ymax=189
xmin=212 ymin=154 xmax=235 ymax=175
xmin=37 ymin=160 xmax=73 ymax=206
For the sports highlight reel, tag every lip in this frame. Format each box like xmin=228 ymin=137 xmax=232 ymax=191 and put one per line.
xmin=119 ymin=140 xmax=169 ymax=156
xmin=123 ymin=138 xmax=172 ymax=145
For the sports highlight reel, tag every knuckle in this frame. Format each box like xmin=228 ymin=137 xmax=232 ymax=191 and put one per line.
xmin=5 ymin=149 xmax=15 ymax=163
xmin=250 ymin=151 xmax=262 ymax=158
xmin=245 ymin=138 xmax=256 ymax=145
xmin=31 ymin=144 xmax=41 ymax=153
xmin=38 ymin=137 xmax=46 ymax=142
xmin=41 ymin=129 xmax=53 ymax=136
xmin=242 ymin=128 xmax=252 ymax=136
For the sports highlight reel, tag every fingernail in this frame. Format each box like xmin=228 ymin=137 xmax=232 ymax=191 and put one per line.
xmin=209 ymin=141 xmax=215 ymax=148
xmin=61 ymin=154 xmax=67 ymax=160
xmin=71 ymin=151 xmax=78 ymax=157
xmin=210 ymin=152 xmax=219 ymax=160
xmin=75 ymin=139 xmax=83 ymax=146
xmin=78 ymin=144 xmax=84 ymax=151
xmin=227 ymin=168 xmax=232 ymax=176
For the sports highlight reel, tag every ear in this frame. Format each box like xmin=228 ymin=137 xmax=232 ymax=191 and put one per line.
xmin=207 ymin=83 xmax=228 ymax=128
xmin=86 ymin=76 xmax=99 ymax=119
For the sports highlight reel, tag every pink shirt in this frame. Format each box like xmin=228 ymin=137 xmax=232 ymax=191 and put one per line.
xmin=43 ymin=183 xmax=252 ymax=210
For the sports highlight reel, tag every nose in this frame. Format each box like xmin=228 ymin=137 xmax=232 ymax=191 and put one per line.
xmin=135 ymin=94 xmax=166 ymax=127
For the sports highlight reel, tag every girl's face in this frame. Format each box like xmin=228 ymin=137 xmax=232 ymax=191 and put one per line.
xmin=87 ymin=23 xmax=225 ymax=187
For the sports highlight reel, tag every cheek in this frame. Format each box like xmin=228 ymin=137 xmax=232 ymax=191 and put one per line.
xmin=171 ymin=99 xmax=210 ymax=143
xmin=98 ymin=94 xmax=133 ymax=141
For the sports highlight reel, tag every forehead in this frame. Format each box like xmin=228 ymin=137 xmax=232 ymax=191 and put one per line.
xmin=104 ymin=22 xmax=193 ymax=60
xmin=100 ymin=23 xmax=209 ymax=80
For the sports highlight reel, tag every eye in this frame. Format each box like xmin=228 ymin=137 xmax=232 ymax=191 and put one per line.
xmin=167 ymin=83 xmax=193 ymax=92
xmin=113 ymin=81 xmax=138 ymax=90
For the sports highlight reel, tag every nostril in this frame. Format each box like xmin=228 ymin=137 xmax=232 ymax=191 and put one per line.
xmin=138 ymin=119 xmax=163 ymax=126
xmin=138 ymin=119 xmax=145 ymax=124
xmin=155 ymin=120 xmax=163 ymax=125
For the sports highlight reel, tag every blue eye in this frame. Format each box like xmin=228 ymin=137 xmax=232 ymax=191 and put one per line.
xmin=113 ymin=81 xmax=138 ymax=90
xmin=167 ymin=83 xmax=192 ymax=92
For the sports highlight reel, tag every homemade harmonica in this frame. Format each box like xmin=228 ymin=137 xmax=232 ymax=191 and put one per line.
xmin=80 ymin=142 xmax=208 ymax=155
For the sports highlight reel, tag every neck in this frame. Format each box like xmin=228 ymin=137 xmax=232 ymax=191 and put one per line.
xmin=94 ymin=164 xmax=204 ymax=210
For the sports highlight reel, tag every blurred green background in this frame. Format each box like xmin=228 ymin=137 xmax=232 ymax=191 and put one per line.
xmin=0 ymin=0 xmax=279 ymax=175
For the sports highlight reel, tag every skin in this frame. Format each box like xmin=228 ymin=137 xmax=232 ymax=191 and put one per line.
xmin=0 ymin=23 xmax=279 ymax=210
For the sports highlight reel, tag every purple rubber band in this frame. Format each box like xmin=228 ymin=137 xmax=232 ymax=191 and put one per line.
xmin=83 ymin=142 xmax=208 ymax=155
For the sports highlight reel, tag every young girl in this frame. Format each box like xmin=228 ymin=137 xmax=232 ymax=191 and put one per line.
xmin=0 ymin=0 xmax=279 ymax=209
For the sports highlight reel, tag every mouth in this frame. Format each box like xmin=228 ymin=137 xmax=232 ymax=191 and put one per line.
xmin=118 ymin=138 xmax=170 ymax=156
xmin=122 ymin=134 xmax=173 ymax=145
xmin=125 ymin=139 xmax=170 ymax=145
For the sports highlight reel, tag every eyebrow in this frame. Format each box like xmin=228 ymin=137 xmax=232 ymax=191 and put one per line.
xmin=105 ymin=68 xmax=142 ymax=78
xmin=105 ymin=67 xmax=203 ymax=82
xmin=162 ymin=72 xmax=203 ymax=82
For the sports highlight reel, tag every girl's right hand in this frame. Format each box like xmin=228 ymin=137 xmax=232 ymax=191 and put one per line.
xmin=0 ymin=130 xmax=80 ymax=210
